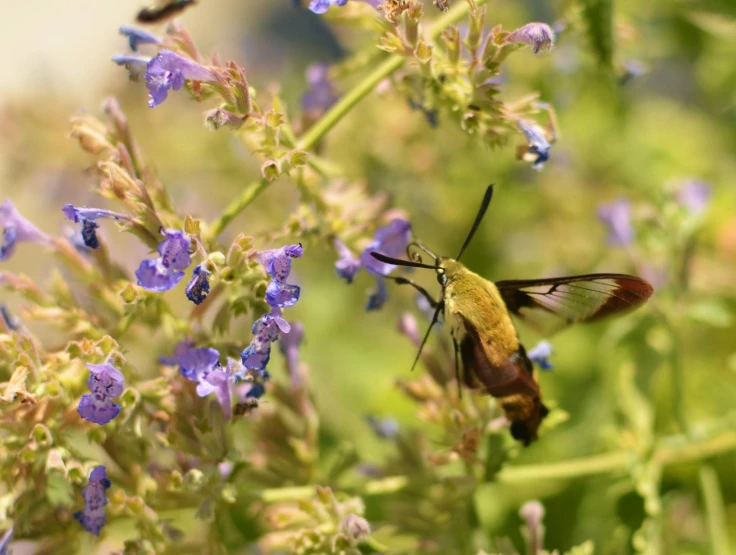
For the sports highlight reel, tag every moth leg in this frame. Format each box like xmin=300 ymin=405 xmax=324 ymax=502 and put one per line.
xmin=453 ymin=338 xmax=463 ymax=399
xmin=385 ymin=275 xmax=440 ymax=309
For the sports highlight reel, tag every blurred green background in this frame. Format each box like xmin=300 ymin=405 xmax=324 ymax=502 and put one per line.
xmin=1 ymin=0 xmax=736 ymax=553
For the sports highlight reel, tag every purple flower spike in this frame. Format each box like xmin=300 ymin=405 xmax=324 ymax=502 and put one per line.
xmin=196 ymin=365 xmax=233 ymax=420
xmin=302 ymin=63 xmax=338 ymax=119
xmin=505 ymin=22 xmax=556 ymax=54
xmin=366 ymin=275 xmax=389 ymax=311
xmin=517 ymin=120 xmax=551 ymax=171
xmin=74 ymin=465 xmax=111 ymax=536
xmin=112 ymin=54 xmax=151 ymax=81
xmin=62 ymin=204 xmax=129 ymax=249
xmin=145 ymin=50 xmax=216 ymax=108
xmin=0 ymin=200 xmax=51 ymax=261
xmin=172 ymin=342 xmax=220 ymax=382
xmin=135 ymin=259 xmax=185 ymax=291
xmin=528 ymin=340 xmax=554 ymax=370
xmin=597 ymin=199 xmax=634 ymax=246
xmin=158 ymin=230 xmax=191 ymax=270
xmin=119 ymin=25 xmax=161 ymax=52
xmin=186 ymin=265 xmax=211 ymax=305
xmin=677 ymin=179 xmax=711 ymax=215
xmin=334 ymin=239 xmax=361 ymax=284
xmin=360 ymin=219 xmax=412 ymax=276
xmin=78 ymin=362 xmax=125 ymax=425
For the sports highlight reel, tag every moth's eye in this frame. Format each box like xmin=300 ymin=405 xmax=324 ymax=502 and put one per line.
xmin=436 ymin=269 xmax=447 ymax=287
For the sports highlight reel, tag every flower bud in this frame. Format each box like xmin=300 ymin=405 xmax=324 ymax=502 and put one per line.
xmin=340 ymin=513 xmax=371 ymax=542
xmin=505 ymin=22 xmax=555 ymax=54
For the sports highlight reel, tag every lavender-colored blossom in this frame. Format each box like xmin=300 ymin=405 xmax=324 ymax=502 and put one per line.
xmin=171 ymin=342 xmax=220 ymax=381
xmin=517 ymin=120 xmax=551 ymax=171
xmin=0 ymin=200 xmax=51 ymax=261
xmin=265 ymin=280 xmax=301 ymax=308
xmin=677 ymin=179 xmax=711 ymax=215
xmin=366 ymin=275 xmax=389 ymax=311
xmin=119 ymin=25 xmax=161 ymax=51
xmin=244 ymin=382 xmax=266 ymax=399
xmin=62 ymin=204 xmax=128 ymax=249
xmin=186 ymin=265 xmax=210 ymax=305
xmin=0 ymin=305 xmax=19 ymax=331
xmin=308 ymin=0 xmax=348 ymax=14
xmin=360 ymin=219 xmax=412 ymax=276
xmin=145 ymin=50 xmax=216 ymax=108
xmin=258 ymin=243 xmax=303 ymax=281
xmin=519 ymin=500 xmax=546 ymax=554
xmin=528 ymin=340 xmax=554 ymax=370
xmin=135 ymin=259 xmax=185 ymax=291
xmin=334 ymin=239 xmax=361 ymax=284
xmin=597 ymin=199 xmax=634 ymax=246
xmin=196 ymin=364 xmax=233 ymax=420
xmin=241 ymin=342 xmax=272 ymax=373
xmin=78 ymin=362 xmax=125 ymax=425
xmin=112 ymin=54 xmax=151 ymax=81
xmin=241 ymin=309 xmax=290 ymax=373
xmin=74 ymin=466 xmax=111 ymax=536
xmin=0 ymin=527 xmax=12 ymax=554
xmin=302 ymin=63 xmax=338 ymax=119
xmin=505 ymin=23 xmax=555 ymax=54
xmin=158 ymin=230 xmax=191 ymax=270
xmin=279 ymin=321 xmax=305 ymax=386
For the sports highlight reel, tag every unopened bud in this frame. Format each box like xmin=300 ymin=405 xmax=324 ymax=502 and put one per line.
xmin=340 ymin=513 xmax=370 ymax=542
xmin=505 ymin=22 xmax=555 ymax=54
xmin=204 ymin=107 xmax=245 ymax=131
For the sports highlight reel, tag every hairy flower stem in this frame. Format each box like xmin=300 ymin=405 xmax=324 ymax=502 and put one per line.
xmin=207 ymin=0 xmax=489 ymax=239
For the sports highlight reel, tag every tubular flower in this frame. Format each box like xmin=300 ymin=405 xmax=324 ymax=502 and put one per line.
xmin=78 ymin=361 xmax=125 ymax=425
xmin=74 ymin=466 xmax=111 ymax=536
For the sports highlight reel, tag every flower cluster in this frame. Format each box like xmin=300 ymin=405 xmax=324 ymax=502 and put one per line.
xmin=74 ymin=466 xmax=111 ymax=536
xmin=241 ymin=244 xmax=303 ymax=382
xmin=334 ymin=219 xmax=411 ymax=310
xmin=78 ymin=361 xmax=125 ymax=425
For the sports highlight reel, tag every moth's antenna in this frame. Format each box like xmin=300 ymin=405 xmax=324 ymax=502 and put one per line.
xmin=407 ymin=241 xmax=439 ymax=265
xmin=370 ymin=252 xmax=436 ymax=270
xmin=384 ymin=275 xmax=438 ymax=309
xmin=411 ymin=301 xmax=444 ymax=371
xmin=455 ymin=185 xmax=494 ymax=261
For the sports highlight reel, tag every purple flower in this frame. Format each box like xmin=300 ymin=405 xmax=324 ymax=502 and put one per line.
xmin=366 ymin=275 xmax=389 ymax=311
xmin=241 ymin=342 xmax=272 ymax=373
xmin=505 ymin=23 xmax=556 ymax=54
xmin=244 ymin=382 xmax=266 ymax=399
xmin=360 ymin=219 xmax=412 ymax=276
xmin=366 ymin=415 xmax=399 ymax=438
xmin=135 ymin=259 xmax=186 ymax=291
xmin=241 ymin=308 xmax=290 ymax=374
xmin=196 ymin=364 xmax=233 ymax=420
xmin=119 ymin=25 xmax=161 ymax=51
xmin=528 ymin=340 xmax=554 ymax=370
xmin=265 ymin=281 xmax=301 ymax=308
xmin=308 ymin=0 xmax=348 ymax=14
xmin=144 ymin=50 xmax=216 ymax=108
xmin=519 ymin=500 xmax=546 ymax=554
xmin=0 ymin=200 xmax=51 ymax=261
xmin=171 ymin=342 xmax=220 ymax=381
xmin=78 ymin=362 xmax=125 ymax=425
xmin=279 ymin=321 xmax=304 ymax=386
xmin=186 ymin=265 xmax=211 ymax=305
xmin=112 ymin=54 xmax=151 ymax=81
xmin=74 ymin=466 xmax=111 ymax=536
xmin=597 ymin=199 xmax=634 ymax=246
xmin=62 ymin=204 xmax=128 ymax=249
xmin=258 ymin=243 xmax=303 ymax=282
xmin=136 ymin=230 xmax=191 ymax=292
xmin=0 ymin=527 xmax=12 ymax=554
xmin=302 ymin=64 xmax=338 ymax=119
xmin=334 ymin=239 xmax=361 ymax=284
xmin=517 ymin=120 xmax=551 ymax=171
xmin=677 ymin=179 xmax=711 ymax=215
xmin=0 ymin=305 xmax=19 ymax=331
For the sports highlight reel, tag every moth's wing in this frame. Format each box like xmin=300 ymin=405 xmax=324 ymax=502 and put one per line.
xmin=459 ymin=316 xmax=539 ymax=398
xmin=495 ymin=273 xmax=653 ymax=336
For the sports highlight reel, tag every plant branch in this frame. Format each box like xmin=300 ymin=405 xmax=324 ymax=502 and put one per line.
xmin=699 ymin=464 xmax=731 ymax=555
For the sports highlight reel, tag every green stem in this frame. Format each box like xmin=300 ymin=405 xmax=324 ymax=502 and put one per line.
xmin=297 ymin=0 xmax=488 ymax=152
xmin=698 ymin=465 xmax=731 ymax=555
xmin=206 ymin=178 xmax=269 ymax=241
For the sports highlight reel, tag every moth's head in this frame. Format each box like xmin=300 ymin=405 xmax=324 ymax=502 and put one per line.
xmin=436 ymin=258 xmax=464 ymax=286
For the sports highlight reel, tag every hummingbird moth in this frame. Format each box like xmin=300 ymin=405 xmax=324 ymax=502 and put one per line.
xmin=371 ymin=185 xmax=653 ymax=445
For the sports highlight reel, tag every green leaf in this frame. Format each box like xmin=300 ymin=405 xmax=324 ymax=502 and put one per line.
xmin=581 ymin=0 xmax=614 ymax=69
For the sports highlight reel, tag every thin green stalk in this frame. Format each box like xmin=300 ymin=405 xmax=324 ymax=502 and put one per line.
xmin=206 ymin=178 xmax=269 ymax=240
xmin=698 ymin=465 xmax=731 ymax=555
